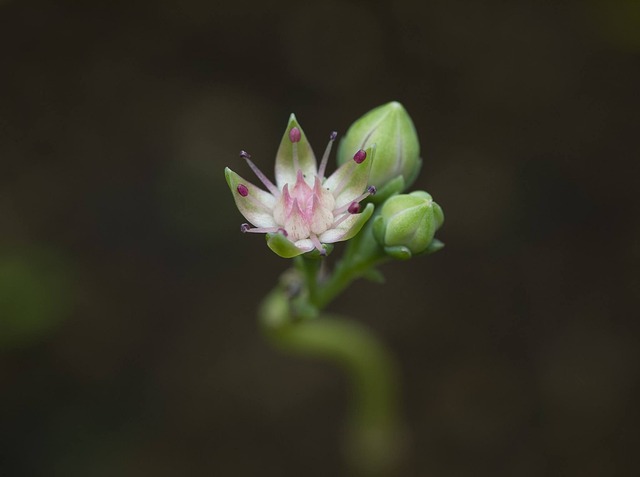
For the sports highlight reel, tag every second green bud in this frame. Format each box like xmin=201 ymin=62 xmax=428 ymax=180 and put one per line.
xmin=372 ymin=191 xmax=444 ymax=260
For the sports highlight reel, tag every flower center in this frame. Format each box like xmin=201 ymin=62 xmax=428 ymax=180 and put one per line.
xmin=273 ymin=170 xmax=335 ymax=241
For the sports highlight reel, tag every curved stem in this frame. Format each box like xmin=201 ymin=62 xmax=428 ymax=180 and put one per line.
xmin=260 ymin=289 xmax=405 ymax=476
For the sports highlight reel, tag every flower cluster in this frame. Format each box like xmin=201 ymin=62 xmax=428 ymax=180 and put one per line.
xmin=225 ymin=115 xmax=376 ymax=258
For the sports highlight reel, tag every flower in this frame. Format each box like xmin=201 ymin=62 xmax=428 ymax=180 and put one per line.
xmin=225 ymin=114 xmax=377 ymax=258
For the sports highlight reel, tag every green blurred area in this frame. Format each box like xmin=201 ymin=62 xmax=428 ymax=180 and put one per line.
xmin=0 ymin=247 xmax=75 ymax=348
xmin=0 ymin=0 xmax=638 ymax=476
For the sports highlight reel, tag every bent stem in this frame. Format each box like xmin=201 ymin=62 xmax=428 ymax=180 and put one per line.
xmin=260 ymin=224 xmax=405 ymax=476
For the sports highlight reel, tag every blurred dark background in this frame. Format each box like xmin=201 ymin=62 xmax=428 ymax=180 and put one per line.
xmin=1 ymin=0 xmax=639 ymax=476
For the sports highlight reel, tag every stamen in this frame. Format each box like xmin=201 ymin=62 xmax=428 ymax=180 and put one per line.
xmin=240 ymin=223 xmax=281 ymax=234
xmin=238 ymin=184 xmax=273 ymax=213
xmin=334 ymin=192 xmax=369 ymax=215
xmin=336 ymin=186 xmax=376 ymax=213
xmin=347 ymin=202 xmax=361 ymax=214
xmin=331 ymin=213 xmax=352 ymax=228
xmin=353 ymin=149 xmax=367 ymax=164
xmin=351 ymin=186 xmax=376 ymax=207
xmin=289 ymin=127 xmax=302 ymax=171
xmin=330 ymin=152 xmax=370 ymax=198
xmin=239 ymin=150 xmax=280 ymax=197
xmin=289 ymin=127 xmax=301 ymax=143
xmin=292 ymin=142 xmax=300 ymax=172
xmin=318 ymin=130 xmax=338 ymax=179
xmin=331 ymin=198 xmax=363 ymax=228
xmin=237 ymin=184 xmax=249 ymax=197
xmin=310 ymin=234 xmax=326 ymax=254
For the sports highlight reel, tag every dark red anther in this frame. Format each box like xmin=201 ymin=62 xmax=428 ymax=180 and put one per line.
xmin=289 ymin=127 xmax=301 ymax=143
xmin=347 ymin=202 xmax=361 ymax=214
xmin=237 ymin=184 xmax=249 ymax=197
xmin=353 ymin=149 xmax=367 ymax=164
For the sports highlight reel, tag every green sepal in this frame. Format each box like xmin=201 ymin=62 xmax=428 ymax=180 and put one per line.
xmin=384 ymin=245 xmax=412 ymax=260
xmin=421 ymin=238 xmax=445 ymax=255
xmin=266 ymin=232 xmax=306 ymax=258
xmin=372 ymin=215 xmax=386 ymax=245
xmin=432 ymin=201 xmax=445 ymax=229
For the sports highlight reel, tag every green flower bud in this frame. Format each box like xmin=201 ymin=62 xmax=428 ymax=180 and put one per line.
xmin=372 ymin=191 xmax=444 ymax=260
xmin=337 ymin=102 xmax=421 ymax=201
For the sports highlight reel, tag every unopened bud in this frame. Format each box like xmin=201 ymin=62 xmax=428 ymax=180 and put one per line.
xmin=372 ymin=191 xmax=444 ymax=259
xmin=337 ymin=101 xmax=421 ymax=201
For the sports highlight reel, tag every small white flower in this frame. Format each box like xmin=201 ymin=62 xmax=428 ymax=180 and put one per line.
xmin=225 ymin=114 xmax=376 ymax=258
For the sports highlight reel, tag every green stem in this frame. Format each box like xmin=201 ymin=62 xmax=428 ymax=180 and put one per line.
xmin=313 ymin=217 xmax=388 ymax=309
xmin=295 ymin=255 xmax=321 ymax=305
xmin=313 ymin=254 xmax=384 ymax=309
xmin=260 ymin=289 xmax=405 ymax=476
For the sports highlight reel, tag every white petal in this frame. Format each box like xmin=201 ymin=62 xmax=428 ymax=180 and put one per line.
xmin=319 ymin=203 xmax=374 ymax=243
xmin=225 ymin=168 xmax=277 ymax=228
xmin=323 ymin=145 xmax=374 ymax=206
xmin=274 ymin=114 xmax=317 ymax=188
xmin=293 ymin=238 xmax=315 ymax=252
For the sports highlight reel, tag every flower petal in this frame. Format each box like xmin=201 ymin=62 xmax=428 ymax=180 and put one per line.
xmin=274 ymin=114 xmax=317 ymax=189
xmin=266 ymin=232 xmax=310 ymax=258
xmin=324 ymin=144 xmax=375 ymax=206
xmin=225 ymin=167 xmax=277 ymax=228
xmin=293 ymin=239 xmax=315 ymax=253
xmin=319 ymin=203 xmax=374 ymax=243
